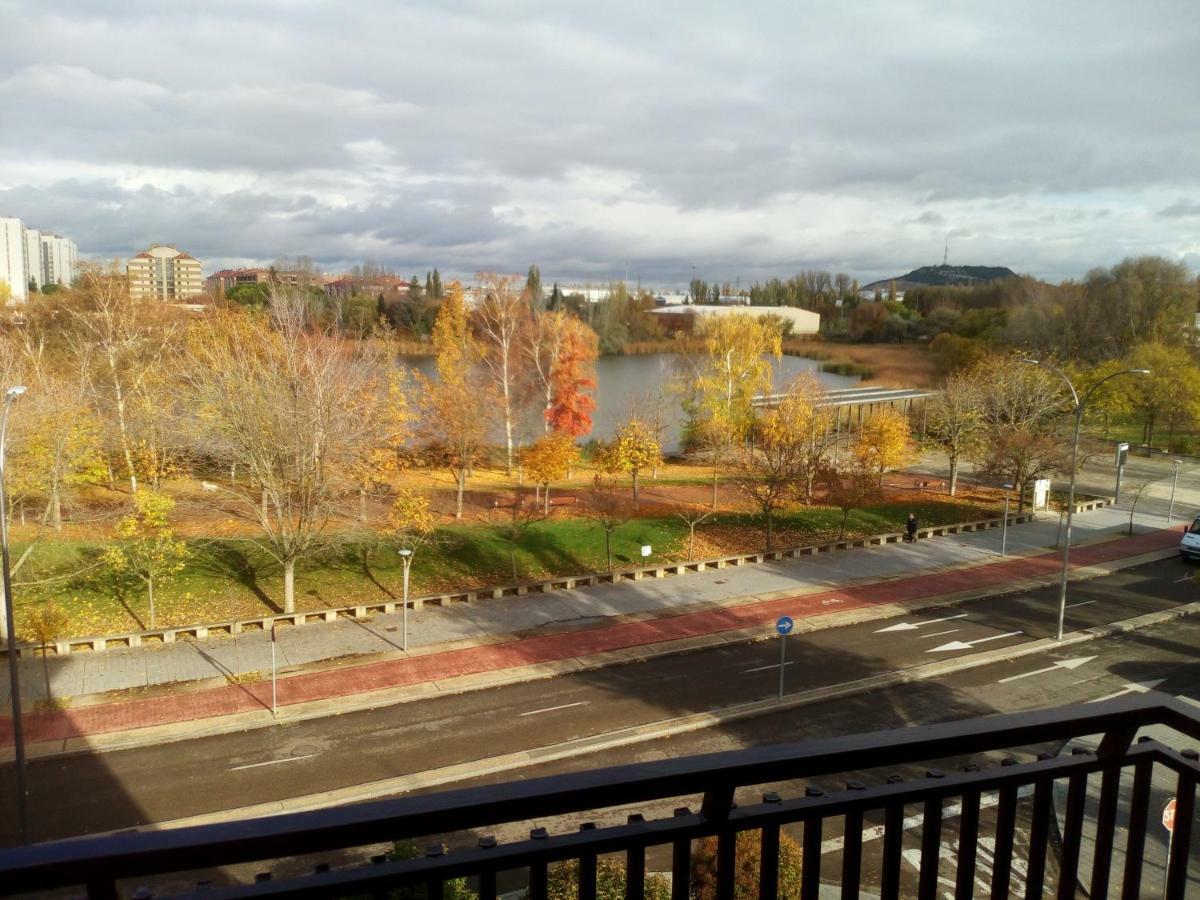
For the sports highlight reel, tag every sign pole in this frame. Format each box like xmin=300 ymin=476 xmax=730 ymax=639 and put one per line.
xmin=778 ymin=633 xmax=787 ymax=701
xmin=775 ymin=616 xmax=794 ymax=701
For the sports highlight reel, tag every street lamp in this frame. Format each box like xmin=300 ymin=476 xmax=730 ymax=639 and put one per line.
xmin=1169 ymin=459 xmax=1183 ymax=523
xmin=1001 ymin=483 xmax=1014 ymax=556
xmin=398 ymin=548 xmax=412 ymax=652
xmin=0 ymin=384 xmax=28 ymax=842
xmin=1023 ymin=361 xmax=1149 ymax=640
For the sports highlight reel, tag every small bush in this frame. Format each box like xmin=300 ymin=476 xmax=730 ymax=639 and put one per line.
xmin=691 ymin=830 xmax=804 ymax=899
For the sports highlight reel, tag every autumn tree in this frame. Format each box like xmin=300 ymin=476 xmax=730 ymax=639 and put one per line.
xmin=527 ymin=311 xmax=599 ymax=438
xmin=692 ymin=829 xmax=804 ymax=900
xmin=487 ymin=496 xmax=544 ymax=583
xmin=475 ymin=273 xmax=528 ymax=474
xmin=776 ymin=374 xmax=835 ymax=502
xmin=422 ymin=283 xmax=491 ymax=518
xmin=852 ymin=407 xmax=911 ymax=486
xmin=520 ymin=432 xmax=579 ymax=513
xmin=976 ymin=427 xmax=1071 ymax=512
xmin=65 ymin=263 xmax=184 ymax=493
xmin=384 ymin=488 xmax=440 ymax=582
xmin=185 ymin=296 xmax=396 ymax=613
xmin=603 ymin=419 xmax=661 ymax=510
xmin=1119 ymin=343 xmax=1200 ymax=448
xmin=730 ymin=405 xmax=809 ymax=551
xmin=926 ymin=373 xmax=985 ymax=496
xmin=103 ymin=490 xmax=189 ymax=629
xmin=348 ymin=364 xmax=411 ymax=522
xmin=823 ymin=463 xmax=883 ymax=539
xmin=675 ymin=502 xmax=714 ymax=560
xmin=687 ymin=313 xmax=782 ymax=502
xmin=585 ymin=474 xmax=632 ymax=573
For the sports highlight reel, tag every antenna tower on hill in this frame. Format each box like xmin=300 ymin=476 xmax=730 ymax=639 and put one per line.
xmin=943 ymin=236 xmax=949 ymax=266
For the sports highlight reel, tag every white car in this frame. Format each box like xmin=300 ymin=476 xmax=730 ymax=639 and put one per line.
xmin=1181 ymin=517 xmax=1200 ymax=560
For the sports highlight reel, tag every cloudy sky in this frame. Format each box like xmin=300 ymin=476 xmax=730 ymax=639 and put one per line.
xmin=2 ymin=1 xmax=1199 ymax=285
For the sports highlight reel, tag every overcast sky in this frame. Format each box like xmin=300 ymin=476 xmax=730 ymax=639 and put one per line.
xmin=2 ymin=1 xmax=1199 ymax=285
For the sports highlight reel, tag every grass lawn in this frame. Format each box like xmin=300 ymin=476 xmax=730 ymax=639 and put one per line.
xmin=10 ymin=497 xmax=995 ymax=641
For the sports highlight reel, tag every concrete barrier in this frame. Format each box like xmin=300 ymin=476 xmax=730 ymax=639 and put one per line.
xmin=1 ymin=500 xmax=1106 ymax=658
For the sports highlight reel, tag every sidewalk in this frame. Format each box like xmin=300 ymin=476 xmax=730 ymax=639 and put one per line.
xmin=0 ymin=507 xmax=1183 ymax=750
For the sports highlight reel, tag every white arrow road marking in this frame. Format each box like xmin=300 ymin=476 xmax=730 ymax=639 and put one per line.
xmin=1088 ymin=679 xmax=1166 ymax=703
xmin=875 ymin=613 xmax=969 ymax=633
xmin=743 ymin=661 xmax=796 ymax=674
xmin=519 ymin=701 xmax=589 ymax=717
xmin=997 ymin=656 xmax=1097 ymax=684
xmin=928 ymin=631 xmax=1024 ymax=653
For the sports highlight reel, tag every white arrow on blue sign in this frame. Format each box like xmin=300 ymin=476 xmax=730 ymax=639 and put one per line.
xmin=776 ymin=616 xmax=794 ymax=636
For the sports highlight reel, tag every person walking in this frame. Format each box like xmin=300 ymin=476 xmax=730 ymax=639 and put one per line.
xmin=906 ymin=513 xmax=918 ymax=543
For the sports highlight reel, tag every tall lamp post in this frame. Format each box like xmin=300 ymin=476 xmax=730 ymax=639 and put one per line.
xmin=1023 ymin=361 xmax=1149 ymax=640
xmin=1168 ymin=459 xmax=1182 ymax=523
xmin=398 ymin=548 xmax=412 ymax=653
xmin=1000 ymin=483 xmax=1014 ymax=556
xmin=0 ymin=384 xmax=28 ymax=842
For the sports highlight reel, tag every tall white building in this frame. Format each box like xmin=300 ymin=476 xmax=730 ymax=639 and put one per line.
xmin=39 ymin=233 xmax=77 ymax=288
xmin=23 ymin=228 xmax=42 ymax=292
xmin=0 ymin=217 xmax=78 ymax=303
xmin=0 ymin=217 xmax=28 ymax=303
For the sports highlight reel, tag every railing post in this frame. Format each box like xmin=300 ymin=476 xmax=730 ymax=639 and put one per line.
xmin=880 ymin=775 xmax=905 ymax=900
xmin=841 ymin=780 xmax=866 ymax=899
xmin=801 ymin=787 xmax=824 ymax=900
xmin=1120 ymin=750 xmax=1155 ymax=900
xmin=758 ymin=793 xmax=782 ymax=900
xmin=917 ymin=770 xmax=945 ymax=900
xmin=1163 ymin=749 xmax=1198 ymax=900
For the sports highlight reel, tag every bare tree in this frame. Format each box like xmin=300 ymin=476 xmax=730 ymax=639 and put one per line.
xmin=184 ymin=293 xmax=398 ymax=613
xmin=675 ymin=503 xmax=715 ymax=561
xmin=585 ymin=474 xmax=632 ymax=573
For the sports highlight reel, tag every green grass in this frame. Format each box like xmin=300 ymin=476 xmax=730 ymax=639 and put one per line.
xmin=11 ymin=498 xmax=994 ymax=641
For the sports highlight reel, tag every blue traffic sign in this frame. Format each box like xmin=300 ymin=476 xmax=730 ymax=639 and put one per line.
xmin=776 ymin=616 xmax=794 ymax=636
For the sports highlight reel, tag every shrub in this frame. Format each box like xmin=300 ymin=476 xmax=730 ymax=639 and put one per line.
xmin=691 ymin=829 xmax=804 ymax=899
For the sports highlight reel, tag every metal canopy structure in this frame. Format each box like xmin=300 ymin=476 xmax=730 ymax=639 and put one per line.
xmin=753 ymin=385 xmax=936 ymax=410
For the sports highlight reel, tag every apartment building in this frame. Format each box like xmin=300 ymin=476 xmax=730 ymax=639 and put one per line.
xmin=127 ymin=244 xmax=204 ymax=301
xmin=0 ymin=217 xmax=79 ymax=302
xmin=205 ymin=267 xmax=313 ymax=297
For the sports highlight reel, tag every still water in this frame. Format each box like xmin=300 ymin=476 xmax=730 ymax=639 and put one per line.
xmin=404 ymin=353 xmax=859 ymax=453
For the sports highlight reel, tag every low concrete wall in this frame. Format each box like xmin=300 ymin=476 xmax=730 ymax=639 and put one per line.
xmin=5 ymin=501 xmax=1109 ymax=658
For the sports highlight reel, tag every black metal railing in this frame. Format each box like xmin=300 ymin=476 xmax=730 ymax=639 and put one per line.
xmin=0 ymin=695 xmax=1197 ymax=899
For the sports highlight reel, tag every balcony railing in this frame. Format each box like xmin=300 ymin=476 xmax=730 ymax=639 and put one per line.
xmin=0 ymin=695 xmax=1196 ymax=898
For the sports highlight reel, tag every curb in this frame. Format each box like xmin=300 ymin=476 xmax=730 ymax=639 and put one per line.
xmin=5 ymin=540 xmax=1178 ymax=763
xmin=111 ymin=596 xmax=1200 ymax=836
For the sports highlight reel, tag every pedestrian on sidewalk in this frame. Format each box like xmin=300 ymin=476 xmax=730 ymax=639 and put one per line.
xmin=906 ymin=513 xmax=918 ymax=543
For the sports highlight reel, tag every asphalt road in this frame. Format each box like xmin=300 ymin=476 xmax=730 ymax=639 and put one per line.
xmin=0 ymin=557 xmax=1197 ymax=862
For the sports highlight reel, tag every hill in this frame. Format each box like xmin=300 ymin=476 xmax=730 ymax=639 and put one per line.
xmin=863 ymin=265 xmax=1017 ymax=293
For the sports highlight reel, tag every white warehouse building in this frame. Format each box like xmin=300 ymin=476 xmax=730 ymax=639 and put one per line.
xmin=651 ymin=303 xmax=820 ymax=335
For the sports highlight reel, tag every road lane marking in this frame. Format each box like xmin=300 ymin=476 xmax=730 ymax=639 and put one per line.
xmin=519 ymin=702 xmax=589 ymax=717
xmin=875 ymin=613 xmax=968 ymax=633
xmin=230 ymin=754 xmax=316 ymax=771
xmin=1088 ymin=679 xmax=1166 ymax=703
xmin=927 ymin=631 xmax=1023 ymax=653
xmin=920 ymin=629 xmax=960 ymax=639
xmin=1066 ymin=600 xmax=1097 ymax=608
xmin=997 ymin=656 xmax=1096 ymax=684
xmin=743 ymin=661 xmax=796 ymax=674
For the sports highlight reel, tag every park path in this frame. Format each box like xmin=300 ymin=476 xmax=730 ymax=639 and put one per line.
xmin=0 ymin=523 xmax=1179 ymax=748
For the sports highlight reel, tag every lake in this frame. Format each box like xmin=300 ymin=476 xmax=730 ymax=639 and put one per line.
xmin=404 ymin=352 xmax=859 ymax=453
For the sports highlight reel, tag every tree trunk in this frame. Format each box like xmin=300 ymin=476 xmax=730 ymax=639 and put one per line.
xmin=230 ymin=462 xmax=237 ymax=483
xmin=544 ymin=485 xmax=551 ymax=515
xmin=687 ymin=525 xmax=696 ymax=561
xmin=261 ymin=487 xmax=268 ymax=521
xmin=283 ymin=559 xmax=296 ymax=614
xmin=359 ymin=487 xmax=368 ymax=523
xmin=510 ymin=545 xmax=519 ymax=583
xmin=765 ymin=510 xmax=774 ymax=551
xmin=47 ymin=490 xmax=62 ymax=529
xmin=632 ymin=471 xmax=640 ymax=510
xmin=948 ymin=455 xmax=959 ymax=497
xmin=711 ymin=466 xmax=719 ymax=508
xmin=455 ymin=469 xmax=466 ymax=519
xmin=147 ymin=573 xmax=155 ymax=629
xmin=839 ymin=509 xmax=850 ymax=540
xmin=604 ymin=529 xmax=613 ymax=572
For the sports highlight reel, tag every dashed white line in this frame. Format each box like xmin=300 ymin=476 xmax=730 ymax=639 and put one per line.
xmin=920 ymin=629 xmax=961 ymax=639
xmin=744 ymin=661 xmax=796 ymax=674
xmin=519 ymin=701 xmax=590 ymax=717
xmin=1066 ymin=600 xmax=1097 ymax=608
xmin=231 ymin=754 xmax=316 ymax=772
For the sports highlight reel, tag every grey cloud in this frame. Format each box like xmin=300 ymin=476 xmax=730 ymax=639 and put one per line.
xmin=0 ymin=0 xmax=1198 ymax=282
xmin=1159 ymin=199 xmax=1200 ymax=218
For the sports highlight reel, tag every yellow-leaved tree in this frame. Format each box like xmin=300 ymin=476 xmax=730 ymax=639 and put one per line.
xmin=604 ymin=419 xmax=661 ymax=510
xmin=520 ymin=432 xmax=579 ymax=513
xmin=688 ymin=313 xmax=782 ymax=505
xmin=852 ymin=408 xmax=911 ymax=486
xmin=103 ymin=490 xmax=189 ymax=629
